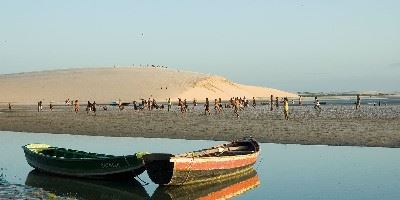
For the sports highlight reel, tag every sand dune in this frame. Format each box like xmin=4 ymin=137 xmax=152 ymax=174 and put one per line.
xmin=0 ymin=67 xmax=297 ymax=104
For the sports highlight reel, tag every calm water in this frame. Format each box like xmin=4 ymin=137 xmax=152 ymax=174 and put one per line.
xmin=0 ymin=131 xmax=399 ymax=199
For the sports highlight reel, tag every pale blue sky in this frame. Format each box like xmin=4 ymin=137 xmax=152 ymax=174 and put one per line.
xmin=0 ymin=0 xmax=399 ymax=92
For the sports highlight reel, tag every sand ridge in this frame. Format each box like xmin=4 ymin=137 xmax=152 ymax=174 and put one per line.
xmin=0 ymin=67 xmax=297 ymax=104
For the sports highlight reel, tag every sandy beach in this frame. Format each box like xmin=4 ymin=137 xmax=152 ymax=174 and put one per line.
xmin=1 ymin=103 xmax=399 ymax=148
xmin=1 ymin=67 xmax=399 ymax=148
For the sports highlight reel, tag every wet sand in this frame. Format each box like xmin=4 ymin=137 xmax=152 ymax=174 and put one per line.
xmin=0 ymin=104 xmax=399 ymax=148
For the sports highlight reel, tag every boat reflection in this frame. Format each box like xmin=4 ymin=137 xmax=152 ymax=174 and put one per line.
xmin=25 ymin=170 xmax=150 ymax=200
xmin=151 ymin=168 xmax=260 ymax=200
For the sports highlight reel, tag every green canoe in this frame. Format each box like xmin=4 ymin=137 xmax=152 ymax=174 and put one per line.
xmin=22 ymin=143 xmax=148 ymax=179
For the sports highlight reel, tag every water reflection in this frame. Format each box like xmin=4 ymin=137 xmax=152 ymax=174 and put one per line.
xmin=25 ymin=170 xmax=150 ymax=200
xmin=151 ymin=168 xmax=259 ymax=200
xmin=1 ymin=131 xmax=400 ymax=199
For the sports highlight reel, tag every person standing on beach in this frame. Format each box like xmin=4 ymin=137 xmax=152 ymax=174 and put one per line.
xmin=234 ymin=98 xmax=240 ymax=118
xmin=178 ymin=98 xmax=184 ymax=113
xmin=38 ymin=101 xmax=43 ymax=112
xmin=283 ymin=97 xmax=289 ymax=120
xmin=92 ymin=101 xmax=97 ymax=115
xmin=167 ymin=98 xmax=172 ymax=112
xmin=252 ymin=97 xmax=256 ymax=108
xmin=119 ymin=99 xmax=124 ymax=111
xmin=299 ymin=96 xmax=302 ymax=105
xmin=270 ymin=95 xmax=274 ymax=111
xmin=8 ymin=103 xmax=11 ymax=111
xmin=356 ymin=94 xmax=361 ymax=110
xmin=86 ymin=101 xmax=92 ymax=114
xmin=147 ymin=98 xmax=151 ymax=111
xmin=183 ymin=99 xmax=188 ymax=112
xmin=74 ymin=100 xmax=79 ymax=113
xmin=204 ymin=98 xmax=211 ymax=115
xmin=214 ymin=99 xmax=220 ymax=114
xmin=49 ymin=102 xmax=54 ymax=111
xmin=193 ymin=98 xmax=197 ymax=110
xmin=275 ymin=97 xmax=279 ymax=108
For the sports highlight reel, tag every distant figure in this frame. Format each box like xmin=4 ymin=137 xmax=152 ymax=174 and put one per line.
xmin=86 ymin=101 xmax=92 ymax=114
xmin=152 ymin=98 xmax=157 ymax=110
xmin=356 ymin=94 xmax=361 ymax=110
xmin=193 ymin=98 xmax=197 ymax=107
xmin=133 ymin=101 xmax=138 ymax=110
xmin=167 ymin=98 xmax=172 ymax=112
xmin=299 ymin=95 xmax=302 ymax=105
xmin=38 ymin=101 xmax=43 ymax=112
xmin=74 ymin=100 xmax=79 ymax=113
xmin=183 ymin=99 xmax=188 ymax=112
xmin=92 ymin=101 xmax=97 ymax=115
xmin=275 ymin=97 xmax=279 ymax=108
xmin=8 ymin=103 xmax=11 ymax=111
xmin=204 ymin=98 xmax=211 ymax=115
xmin=214 ymin=99 xmax=220 ymax=113
xmin=314 ymin=99 xmax=321 ymax=111
xmin=234 ymin=98 xmax=240 ymax=118
xmin=49 ymin=103 xmax=54 ymax=111
xmin=378 ymin=100 xmax=381 ymax=106
xmin=119 ymin=99 xmax=124 ymax=111
xmin=147 ymin=98 xmax=151 ymax=111
xmin=270 ymin=95 xmax=274 ymax=111
xmin=314 ymin=96 xmax=318 ymax=107
xmin=283 ymin=97 xmax=289 ymax=120
xmin=178 ymin=98 xmax=184 ymax=113
xmin=65 ymin=98 xmax=70 ymax=106
xmin=252 ymin=97 xmax=256 ymax=108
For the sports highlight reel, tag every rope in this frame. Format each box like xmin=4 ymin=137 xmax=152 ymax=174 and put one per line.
xmin=123 ymin=155 xmax=149 ymax=186
xmin=136 ymin=174 xmax=149 ymax=186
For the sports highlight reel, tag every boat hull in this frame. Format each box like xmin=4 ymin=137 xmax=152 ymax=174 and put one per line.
xmin=22 ymin=144 xmax=146 ymax=179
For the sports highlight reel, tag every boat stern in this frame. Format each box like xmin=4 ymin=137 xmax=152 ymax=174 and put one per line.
xmin=143 ymin=153 xmax=174 ymax=185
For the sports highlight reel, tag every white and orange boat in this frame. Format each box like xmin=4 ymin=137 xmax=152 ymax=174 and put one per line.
xmin=143 ymin=137 xmax=260 ymax=185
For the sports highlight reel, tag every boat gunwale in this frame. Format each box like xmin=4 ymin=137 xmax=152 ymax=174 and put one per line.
xmin=171 ymin=151 xmax=259 ymax=162
xmin=22 ymin=144 xmax=143 ymax=161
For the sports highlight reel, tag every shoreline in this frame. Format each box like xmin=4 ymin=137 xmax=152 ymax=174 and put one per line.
xmin=1 ymin=104 xmax=399 ymax=148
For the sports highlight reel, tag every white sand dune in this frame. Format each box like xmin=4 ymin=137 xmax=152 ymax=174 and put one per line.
xmin=0 ymin=67 xmax=297 ymax=104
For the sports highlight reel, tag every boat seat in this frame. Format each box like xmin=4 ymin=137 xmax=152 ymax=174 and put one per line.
xmin=220 ymin=151 xmax=252 ymax=156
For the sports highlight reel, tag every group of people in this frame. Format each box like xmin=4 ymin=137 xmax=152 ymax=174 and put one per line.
xmin=131 ymin=64 xmax=169 ymax=69
xmin=30 ymin=94 xmax=367 ymax=121
xmin=86 ymin=101 xmax=97 ymax=115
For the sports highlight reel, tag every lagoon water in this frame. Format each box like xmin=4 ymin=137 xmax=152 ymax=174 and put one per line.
xmin=0 ymin=131 xmax=399 ymax=199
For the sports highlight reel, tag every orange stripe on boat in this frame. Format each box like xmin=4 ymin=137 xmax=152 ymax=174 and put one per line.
xmin=173 ymin=153 xmax=258 ymax=171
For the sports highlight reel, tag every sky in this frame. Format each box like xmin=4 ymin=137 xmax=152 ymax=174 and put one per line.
xmin=0 ymin=0 xmax=399 ymax=92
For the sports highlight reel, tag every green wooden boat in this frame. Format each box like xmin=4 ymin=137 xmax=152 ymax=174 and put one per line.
xmin=22 ymin=143 xmax=148 ymax=179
